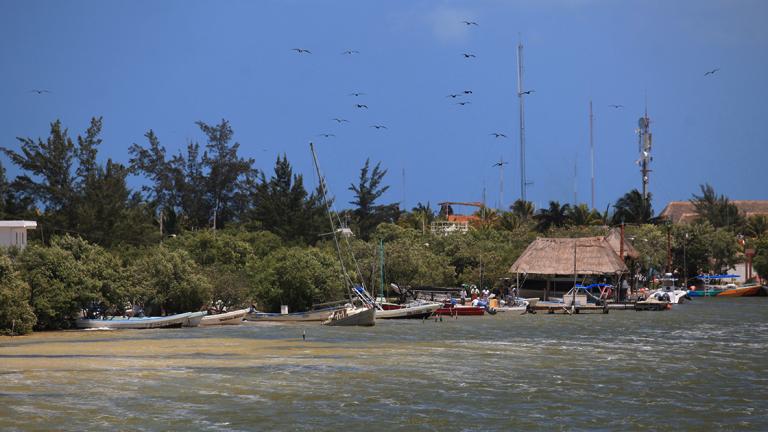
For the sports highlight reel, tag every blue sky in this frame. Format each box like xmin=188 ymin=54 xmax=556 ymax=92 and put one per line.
xmin=1 ymin=0 xmax=766 ymax=214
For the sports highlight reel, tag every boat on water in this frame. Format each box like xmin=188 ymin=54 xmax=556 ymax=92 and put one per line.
xmin=690 ymin=274 xmax=739 ymax=297
xmin=648 ymin=274 xmax=691 ymax=304
xmin=716 ymin=284 xmax=766 ymax=297
xmin=200 ymin=308 xmax=249 ymax=326
xmin=434 ymin=302 xmax=486 ymax=316
xmin=244 ymin=306 xmax=342 ymax=323
xmin=76 ymin=311 xmax=205 ymax=330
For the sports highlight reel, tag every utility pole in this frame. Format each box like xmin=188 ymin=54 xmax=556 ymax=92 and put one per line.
xmin=516 ymin=40 xmax=528 ymax=202
xmin=573 ymin=157 xmax=578 ymax=206
xmin=495 ymin=156 xmax=509 ymax=211
xmin=589 ymin=100 xmax=595 ymax=209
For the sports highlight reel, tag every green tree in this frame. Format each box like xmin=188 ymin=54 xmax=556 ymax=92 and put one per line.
xmin=349 ymin=159 xmax=399 ymax=240
xmin=534 ymin=201 xmax=571 ymax=232
xmin=131 ymin=246 xmax=211 ymax=315
xmin=690 ymin=183 xmax=743 ymax=230
xmin=247 ymin=247 xmax=343 ymax=312
xmin=251 ymin=155 xmax=326 ymax=244
xmin=0 ymin=254 xmax=36 ymax=335
xmin=510 ymin=199 xmax=534 ymax=220
xmin=752 ymin=236 xmax=768 ymax=281
xmin=745 ymin=215 xmax=767 ymax=238
xmin=567 ymin=203 xmax=601 ymax=226
xmin=612 ymin=189 xmax=653 ymax=224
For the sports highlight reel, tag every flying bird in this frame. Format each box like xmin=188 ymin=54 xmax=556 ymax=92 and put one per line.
xmin=317 ymin=133 xmax=336 ymax=138
xmin=355 ymin=104 xmax=369 ymax=109
xmin=370 ymin=125 xmax=388 ymax=130
xmin=447 ymin=94 xmax=461 ymax=98
xmin=490 ymin=132 xmax=507 ymax=138
xmin=492 ymin=161 xmax=509 ymax=168
xmin=461 ymin=21 xmax=479 ymax=26
xmin=332 ymin=118 xmax=350 ymax=123
xmin=349 ymin=92 xmax=366 ymax=97
xmin=519 ymin=89 xmax=535 ymax=95
xmin=704 ymin=68 xmax=720 ymax=76
xmin=29 ymin=89 xmax=51 ymax=94
xmin=342 ymin=49 xmax=360 ymax=55
xmin=456 ymin=101 xmax=471 ymax=106
xmin=463 ymin=90 xmax=473 ymax=95
xmin=462 ymin=53 xmax=477 ymax=58
xmin=291 ymin=48 xmax=311 ymax=54
xmin=608 ymin=104 xmax=624 ymax=109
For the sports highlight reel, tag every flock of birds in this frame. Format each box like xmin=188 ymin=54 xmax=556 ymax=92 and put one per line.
xmin=26 ymin=25 xmax=723 ymax=176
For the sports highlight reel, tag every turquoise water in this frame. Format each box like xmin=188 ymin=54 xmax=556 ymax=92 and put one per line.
xmin=1 ymin=298 xmax=766 ymax=431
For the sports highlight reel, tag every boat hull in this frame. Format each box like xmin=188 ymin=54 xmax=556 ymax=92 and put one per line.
xmin=717 ymin=285 xmax=764 ymax=297
xmin=200 ymin=309 xmax=248 ymax=326
xmin=76 ymin=312 xmax=194 ymax=329
xmin=323 ymin=307 xmax=376 ymax=326
xmin=434 ymin=305 xmax=485 ymax=316
xmin=376 ymin=303 xmax=440 ymax=319
xmin=245 ymin=307 xmax=340 ymax=323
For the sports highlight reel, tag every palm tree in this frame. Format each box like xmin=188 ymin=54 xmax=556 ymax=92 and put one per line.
xmin=745 ymin=215 xmax=768 ymax=238
xmin=690 ymin=183 xmax=743 ymax=229
xmin=534 ymin=201 xmax=571 ymax=232
xmin=510 ymin=199 xmax=534 ymax=220
xmin=567 ymin=203 xmax=601 ymax=226
xmin=612 ymin=189 xmax=652 ymax=224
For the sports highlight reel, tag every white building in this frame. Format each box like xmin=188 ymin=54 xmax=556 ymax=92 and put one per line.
xmin=0 ymin=221 xmax=37 ymax=249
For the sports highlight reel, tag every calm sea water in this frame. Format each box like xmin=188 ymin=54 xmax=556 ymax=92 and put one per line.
xmin=1 ymin=298 xmax=766 ymax=431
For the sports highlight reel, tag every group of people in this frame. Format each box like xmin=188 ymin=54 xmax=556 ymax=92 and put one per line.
xmin=459 ymin=284 xmax=492 ymax=304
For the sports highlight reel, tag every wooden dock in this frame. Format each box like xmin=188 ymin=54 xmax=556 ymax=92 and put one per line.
xmin=532 ymin=301 xmax=670 ymax=314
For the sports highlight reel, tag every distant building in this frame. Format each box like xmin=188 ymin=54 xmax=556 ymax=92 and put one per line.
xmin=0 ymin=221 xmax=37 ymax=249
xmin=659 ymin=200 xmax=768 ymax=224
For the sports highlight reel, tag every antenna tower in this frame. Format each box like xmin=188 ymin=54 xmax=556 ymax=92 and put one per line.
xmin=637 ymin=108 xmax=652 ymax=200
xmin=516 ymin=40 xmax=528 ymax=202
xmin=589 ymin=100 xmax=595 ymax=209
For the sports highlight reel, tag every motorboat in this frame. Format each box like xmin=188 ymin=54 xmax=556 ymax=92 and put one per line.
xmin=648 ymin=274 xmax=691 ymax=304
xmin=245 ymin=306 xmax=341 ymax=323
xmin=76 ymin=312 xmax=202 ymax=330
xmin=323 ymin=305 xmax=376 ymax=326
xmin=200 ymin=308 xmax=249 ymax=326
xmin=375 ymin=300 xmax=441 ymax=319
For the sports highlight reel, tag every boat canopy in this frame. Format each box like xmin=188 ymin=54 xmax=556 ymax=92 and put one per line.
xmin=575 ymin=283 xmax=614 ymax=290
xmin=697 ymin=274 xmax=740 ymax=279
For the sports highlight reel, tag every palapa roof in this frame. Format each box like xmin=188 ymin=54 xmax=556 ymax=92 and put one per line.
xmin=660 ymin=200 xmax=768 ymax=224
xmin=605 ymin=228 xmax=640 ymax=259
xmin=509 ymin=236 xmax=628 ymax=276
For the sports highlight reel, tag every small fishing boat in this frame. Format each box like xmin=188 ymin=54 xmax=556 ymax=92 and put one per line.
xmin=200 ymin=308 xmax=249 ymax=326
xmin=183 ymin=311 xmax=207 ymax=327
xmin=323 ymin=306 xmax=376 ymax=326
xmin=376 ymin=301 xmax=441 ymax=319
xmin=690 ymin=274 xmax=739 ymax=297
xmin=716 ymin=284 xmax=765 ymax=297
xmin=434 ymin=303 xmax=486 ymax=316
xmin=244 ymin=306 xmax=342 ymax=323
xmin=76 ymin=312 xmax=198 ymax=330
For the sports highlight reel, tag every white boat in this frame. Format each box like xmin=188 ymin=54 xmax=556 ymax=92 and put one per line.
xmin=183 ymin=311 xmax=207 ymax=327
xmin=323 ymin=306 xmax=376 ymax=326
xmin=76 ymin=312 xmax=196 ymax=329
xmin=376 ymin=302 xmax=441 ymax=319
xmin=244 ymin=307 xmax=341 ymax=323
xmin=200 ymin=308 xmax=248 ymax=326
xmin=648 ymin=274 xmax=691 ymax=304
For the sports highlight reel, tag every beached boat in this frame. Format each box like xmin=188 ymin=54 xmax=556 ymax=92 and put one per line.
xmin=323 ymin=306 xmax=376 ymax=326
xmin=76 ymin=312 xmax=198 ymax=330
xmin=200 ymin=308 xmax=248 ymax=326
xmin=376 ymin=301 xmax=441 ymax=319
xmin=183 ymin=311 xmax=207 ymax=327
xmin=244 ymin=306 xmax=342 ymax=323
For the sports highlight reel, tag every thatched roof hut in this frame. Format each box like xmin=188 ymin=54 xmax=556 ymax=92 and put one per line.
xmin=605 ymin=228 xmax=639 ymax=260
xmin=509 ymin=237 xmax=628 ymax=276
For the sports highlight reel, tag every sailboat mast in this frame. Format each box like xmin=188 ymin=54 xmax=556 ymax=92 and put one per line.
xmin=309 ymin=143 xmax=354 ymax=298
xmin=517 ymin=40 xmax=527 ymax=202
xmin=379 ymin=239 xmax=385 ymax=300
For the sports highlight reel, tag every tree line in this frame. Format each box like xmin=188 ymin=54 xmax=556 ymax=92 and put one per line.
xmin=1 ymin=117 xmax=767 ymax=335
